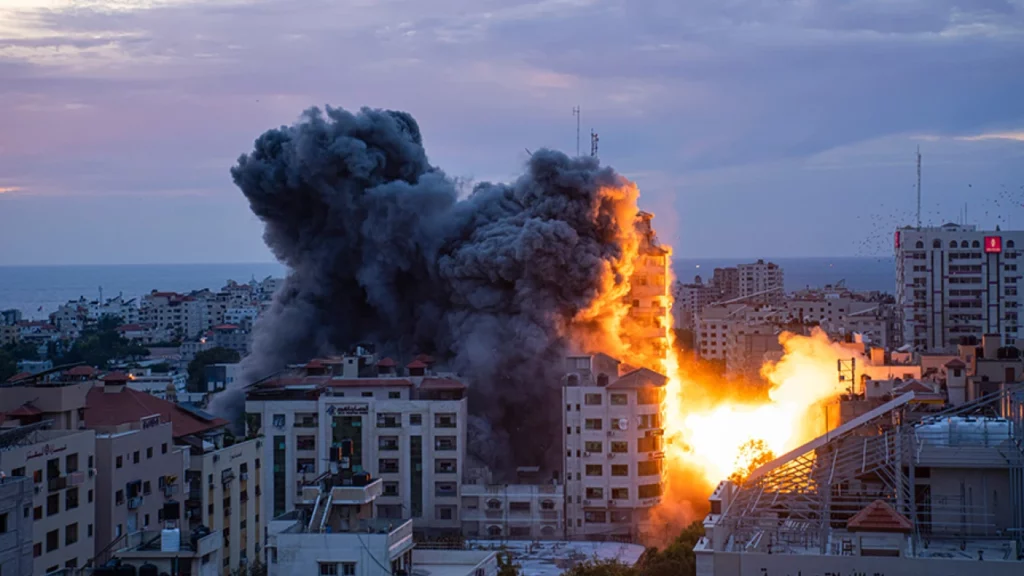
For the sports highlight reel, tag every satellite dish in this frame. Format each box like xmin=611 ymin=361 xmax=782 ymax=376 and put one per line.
xmin=617 ymin=418 xmax=628 ymax=431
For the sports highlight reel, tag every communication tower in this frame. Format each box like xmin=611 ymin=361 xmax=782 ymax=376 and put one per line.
xmin=572 ymin=106 xmax=580 ymax=157
xmin=590 ymin=130 xmax=599 ymax=157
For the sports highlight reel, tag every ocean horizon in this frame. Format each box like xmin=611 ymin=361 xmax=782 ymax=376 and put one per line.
xmin=0 ymin=257 xmax=896 ymax=320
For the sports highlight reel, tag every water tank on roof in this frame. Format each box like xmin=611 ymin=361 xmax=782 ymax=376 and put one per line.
xmin=353 ymin=471 xmax=371 ymax=486
xmin=160 ymin=528 xmax=180 ymax=552
xmin=139 ymin=563 xmax=159 ymax=576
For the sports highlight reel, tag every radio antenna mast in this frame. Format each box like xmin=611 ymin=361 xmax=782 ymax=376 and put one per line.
xmin=916 ymin=146 xmax=922 ymax=229
xmin=572 ymin=106 xmax=580 ymax=157
xmin=590 ymin=130 xmax=599 ymax=157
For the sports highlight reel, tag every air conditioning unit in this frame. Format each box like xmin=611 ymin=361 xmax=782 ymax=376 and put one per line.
xmin=88 ymin=468 xmax=97 ymax=478
xmin=583 ymin=452 xmax=590 ymax=458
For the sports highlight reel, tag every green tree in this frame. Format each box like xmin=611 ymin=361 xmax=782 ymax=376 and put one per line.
xmin=60 ymin=314 xmax=149 ymax=368
xmin=187 ymin=347 xmax=241 ymax=392
xmin=562 ymin=559 xmax=637 ymax=576
xmin=496 ymin=552 xmax=521 ymax=576
xmin=635 ymin=520 xmax=705 ymax=576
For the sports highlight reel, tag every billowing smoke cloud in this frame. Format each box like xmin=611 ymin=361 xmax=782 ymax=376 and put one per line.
xmin=212 ymin=106 xmax=640 ymax=473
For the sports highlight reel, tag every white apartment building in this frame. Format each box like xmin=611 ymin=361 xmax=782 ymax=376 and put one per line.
xmin=628 ymin=212 xmax=671 ymax=361
xmin=224 ymin=307 xmax=258 ymax=327
xmin=562 ymin=354 xmax=666 ymax=541
xmin=895 ymin=224 xmax=1024 ymax=350
xmin=245 ymin=354 xmax=469 ymax=537
xmin=672 ymin=277 xmax=720 ymax=330
xmin=460 ymin=482 xmax=565 ymax=540
xmin=737 ymin=259 xmax=784 ymax=304
xmin=0 ymin=424 xmax=97 ymax=575
xmin=0 ymin=476 xmax=34 ymax=576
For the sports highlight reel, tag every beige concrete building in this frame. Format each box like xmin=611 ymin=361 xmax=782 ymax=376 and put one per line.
xmin=0 ymin=424 xmax=97 ymax=575
xmin=626 ymin=212 xmax=671 ymax=362
xmin=562 ymin=353 xmax=666 ymax=541
xmin=0 ymin=475 xmax=34 ymax=576
xmin=460 ymin=482 xmax=564 ymax=540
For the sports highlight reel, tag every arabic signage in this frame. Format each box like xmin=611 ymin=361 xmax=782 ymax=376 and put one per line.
xmin=141 ymin=414 xmax=161 ymax=430
xmin=26 ymin=444 xmax=67 ymax=460
xmin=326 ymin=404 xmax=368 ymax=416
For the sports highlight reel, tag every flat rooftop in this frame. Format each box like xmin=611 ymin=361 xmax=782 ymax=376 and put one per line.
xmin=465 ymin=540 xmax=645 ymax=576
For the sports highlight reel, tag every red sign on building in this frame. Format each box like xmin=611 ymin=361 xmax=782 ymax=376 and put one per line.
xmin=984 ymin=236 xmax=1002 ymax=253
xmin=894 ymin=231 xmax=901 ymax=250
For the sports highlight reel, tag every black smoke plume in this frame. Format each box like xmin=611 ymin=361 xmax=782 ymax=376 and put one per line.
xmin=212 ymin=106 xmax=638 ymax=473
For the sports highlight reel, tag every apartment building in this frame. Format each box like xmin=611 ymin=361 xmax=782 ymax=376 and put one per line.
xmin=461 ymin=467 xmax=565 ymax=540
xmin=672 ymin=277 xmax=720 ymax=330
xmin=0 ymin=324 xmax=17 ymax=346
xmin=627 ymin=212 xmax=671 ymax=361
xmin=711 ymin=267 xmax=739 ymax=301
xmin=245 ymin=353 xmax=469 ymax=536
xmin=0 ymin=423 xmax=97 ymax=575
xmin=562 ymin=353 xmax=666 ymax=541
xmin=737 ymin=259 xmax=784 ymax=304
xmin=0 ymin=476 xmax=34 ymax=576
xmin=895 ymin=224 xmax=1024 ymax=350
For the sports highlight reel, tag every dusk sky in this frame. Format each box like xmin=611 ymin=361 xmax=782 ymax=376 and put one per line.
xmin=1 ymin=0 xmax=1023 ymax=265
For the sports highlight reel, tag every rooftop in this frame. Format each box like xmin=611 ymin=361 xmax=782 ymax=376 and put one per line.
xmin=85 ymin=384 xmax=227 ymax=438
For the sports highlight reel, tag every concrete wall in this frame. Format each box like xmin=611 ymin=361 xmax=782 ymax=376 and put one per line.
xmin=698 ymin=550 xmax=1023 ymax=576
xmin=95 ymin=422 xmax=185 ymax=555
xmin=0 ymin=477 xmax=34 ymax=576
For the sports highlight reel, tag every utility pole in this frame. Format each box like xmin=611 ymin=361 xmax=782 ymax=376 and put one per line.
xmin=916 ymin=146 xmax=922 ymax=229
xmin=572 ymin=106 xmax=580 ymax=157
xmin=590 ymin=130 xmax=599 ymax=157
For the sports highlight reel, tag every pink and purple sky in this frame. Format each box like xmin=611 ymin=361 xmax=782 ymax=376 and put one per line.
xmin=1 ymin=0 xmax=1023 ymax=265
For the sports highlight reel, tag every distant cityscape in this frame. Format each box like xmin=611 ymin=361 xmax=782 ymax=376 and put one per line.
xmin=1 ymin=222 xmax=1022 ymax=576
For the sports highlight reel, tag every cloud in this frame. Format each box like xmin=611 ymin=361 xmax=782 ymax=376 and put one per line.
xmin=0 ymin=186 xmax=23 ymax=194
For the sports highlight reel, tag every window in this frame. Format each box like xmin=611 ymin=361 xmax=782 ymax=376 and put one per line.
xmin=434 ymin=482 xmax=457 ymax=497
xmin=297 ymin=436 xmax=316 ymax=451
xmin=34 ymin=543 xmax=41 ymax=558
xmin=376 ymin=413 xmax=401 ymax=428
xmin=379 ymin=459 xmax=399 ymax=474
xmin=611 ymin=464 xmax=628 ymax=476
xmin=66 ymin=453 xmax=79 ymax=474
xmin=65 ymin=523 xmax=78 ymax=545
xmin=409 ymin=414 xmax=422 ymax=426
xmin=611 ymin=488 xmax=629 ymax=500
xmin=361 ymin=391 xmax=373 ymax=397
xmin=435 ymin=459 xmax=457 ymax=473
xmin=637 ymin=388 xmax=660 ymax=405
xmin=342 ymin=564 xmax=356 ymax=576
xmin=584 ymin=441 xmax=602 ymax=453
xmin=147 ymin=447 xmax=153 ymax=459
xmin=88 ymin=524 xmax=93 ymax=537
xmin=435 ymin=413 xmax=457 ymax=428
xmin=383 ymin=482 xmax=399 ymax=496
xmin=436 ymin=506 xmax=455 ymax=520
xmin=597 ymin=373 xmax=610 ymax=387
xmin=638 ymin=483 xmax=662 ymax=499
xmin=66 ymin=487 xmax=79 ymax=510
xmin=47 ymin=493 xmax=59 ymax=516
xmin=320 ymin=563 xmax=338 ymax=576
xmin=585 ymin=487 xmax=603 ymax=499
xmin=34 ymin=507 xmax=42 ymax=520
xmin=638 ymin=460 xmax=661 ymax=476
xmin=142 ymin=481 xmax=151 ymax=495
xmin=388 ymin=391 xmax=401 ymax=399
xmin=378 ymin=436 xmax=399 ymax=451
xmin=585 ymin=464 xmax=603 ymax=476
xmin=46 ymin=529 xmax=59 ymax=552
xmin=584 ymin=394 xmax=602 ymax=406
xmin=584 ymin=419 xmax=603 ymax=431
xmin=0 ymin=512 xmax=6 ymax=533
xmin=116 ymin=490 xmax=124 ymax=506
xmin=11 ymin=466 xmax=25 ymax=478
xmin=162 ymin=443 xmax=168 ymax=454
xmin=88 ymin=489 xmax=93 ymax=504
xmin=435 ymin=436 xmax=457 ymax=451
xmin=584 ymin=511 xmax=607 ymax=524
xmin=116 ymin=456 xmax=123 ymax=469
xmin=637 ymin=436 xmax=661 ymax=452
xmin=610 ymin=394 xmax=628 ymax=406
xmin=610 ymin=441 xmax=628 ymax=453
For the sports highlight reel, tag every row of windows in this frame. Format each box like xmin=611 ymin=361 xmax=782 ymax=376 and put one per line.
xmin=567 ymin=414 xmax=661 ymax=433
xmin=273 ymin=411 xmax=453 ymax=429
xmin=30 ymin=522 xmax=91 ymax=558
xmin=910 ymin=239 xmax=1018 ymax=249
xmin=115 ymin=443 xmax=169 ymax=469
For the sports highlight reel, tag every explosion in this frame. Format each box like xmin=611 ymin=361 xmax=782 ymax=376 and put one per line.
xmin=223 ymin=104 xmax=858 ymax=534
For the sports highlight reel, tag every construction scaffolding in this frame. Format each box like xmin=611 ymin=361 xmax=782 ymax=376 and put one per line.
xmin=717 ymin=385 xmax=1024 ymax=560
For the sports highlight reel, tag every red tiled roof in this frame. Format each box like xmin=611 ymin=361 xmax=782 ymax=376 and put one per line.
xmin=101 ymin=371 xmax=130 ymax=383
xmin=65 ymin=365 xmax=97 ymax=377
xmin=257 ymin=376 xmax=330 ymax=388
xmin=326 ymin=378 xmax=413 ymax=388
xmin=8 ymin=403 xmax=42 ymax=417
xmin=377 ymin=357 xmax=397 ymax=368
xmin=212 ymin=324 xmax=239 ymax=331
xmin=85 ymin=385 xmax=227 ymax=438
xmin=406 ymin=360 xmax=427 ymax=369
xmin=305 ymin=359 xmax=325 ymax=368
xmin=419 ymin=377 xmax=466 ymax=391
xmin=945 ymin=358 xmax=967 ymax=369
xmin=608 ymin=367 xmax=668 ymax=389
xmin=847 ymin=500 xmax=913 ymax=533
xmin=6 ymin=372 xmax=33 ymax=383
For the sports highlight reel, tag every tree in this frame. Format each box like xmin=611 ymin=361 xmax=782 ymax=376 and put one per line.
xmin=187 ymin=347 xmax=241 ymax=392
xmin=562 ymin=559 xmax=637 ymax=576
xmin=635 ymin=520 xmax=705 ymax=576
xmin=496 ymin=552 xmax=521 ymax=576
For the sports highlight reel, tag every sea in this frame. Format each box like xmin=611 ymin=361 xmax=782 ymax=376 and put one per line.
xmin=0 ymin=257 xmax=895 ymax=320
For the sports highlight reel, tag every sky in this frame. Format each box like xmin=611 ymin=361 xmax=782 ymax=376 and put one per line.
xmin=1 ymin=0 xmax=1023 ymax=265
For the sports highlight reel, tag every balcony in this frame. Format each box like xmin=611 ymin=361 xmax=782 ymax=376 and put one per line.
xmin=127 ymin=497 xmax=142 ymax=510
xmin=330 ymin=479 xmax=383 ymax=505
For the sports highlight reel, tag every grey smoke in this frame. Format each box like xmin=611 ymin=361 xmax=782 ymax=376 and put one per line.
xmin=211 ymin=105 xmax=637 ymax=473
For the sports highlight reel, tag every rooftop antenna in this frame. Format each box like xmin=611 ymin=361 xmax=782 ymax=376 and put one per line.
xmin=916 ymin=146 xmax=922 ymax=229
xmin=572 ymin=106 xmax=580 ymax=157
xmin=590 ymin=130 xmax=599 ymax=158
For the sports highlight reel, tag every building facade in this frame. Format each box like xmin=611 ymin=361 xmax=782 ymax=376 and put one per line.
xmin=245 ymin=354 xmax=469 ymax=536
xmin=460 ymin=483 xmax=565 ymax=540
xmin=0 ymin=426 xmax=97 ymax=575
xmin=895 ymin=224 xmax=1024 ymax=350
xmin=561 ymin=354 xmax=666 ymax=540
xmin=0 ymin=476 xmax=35 ymax=576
